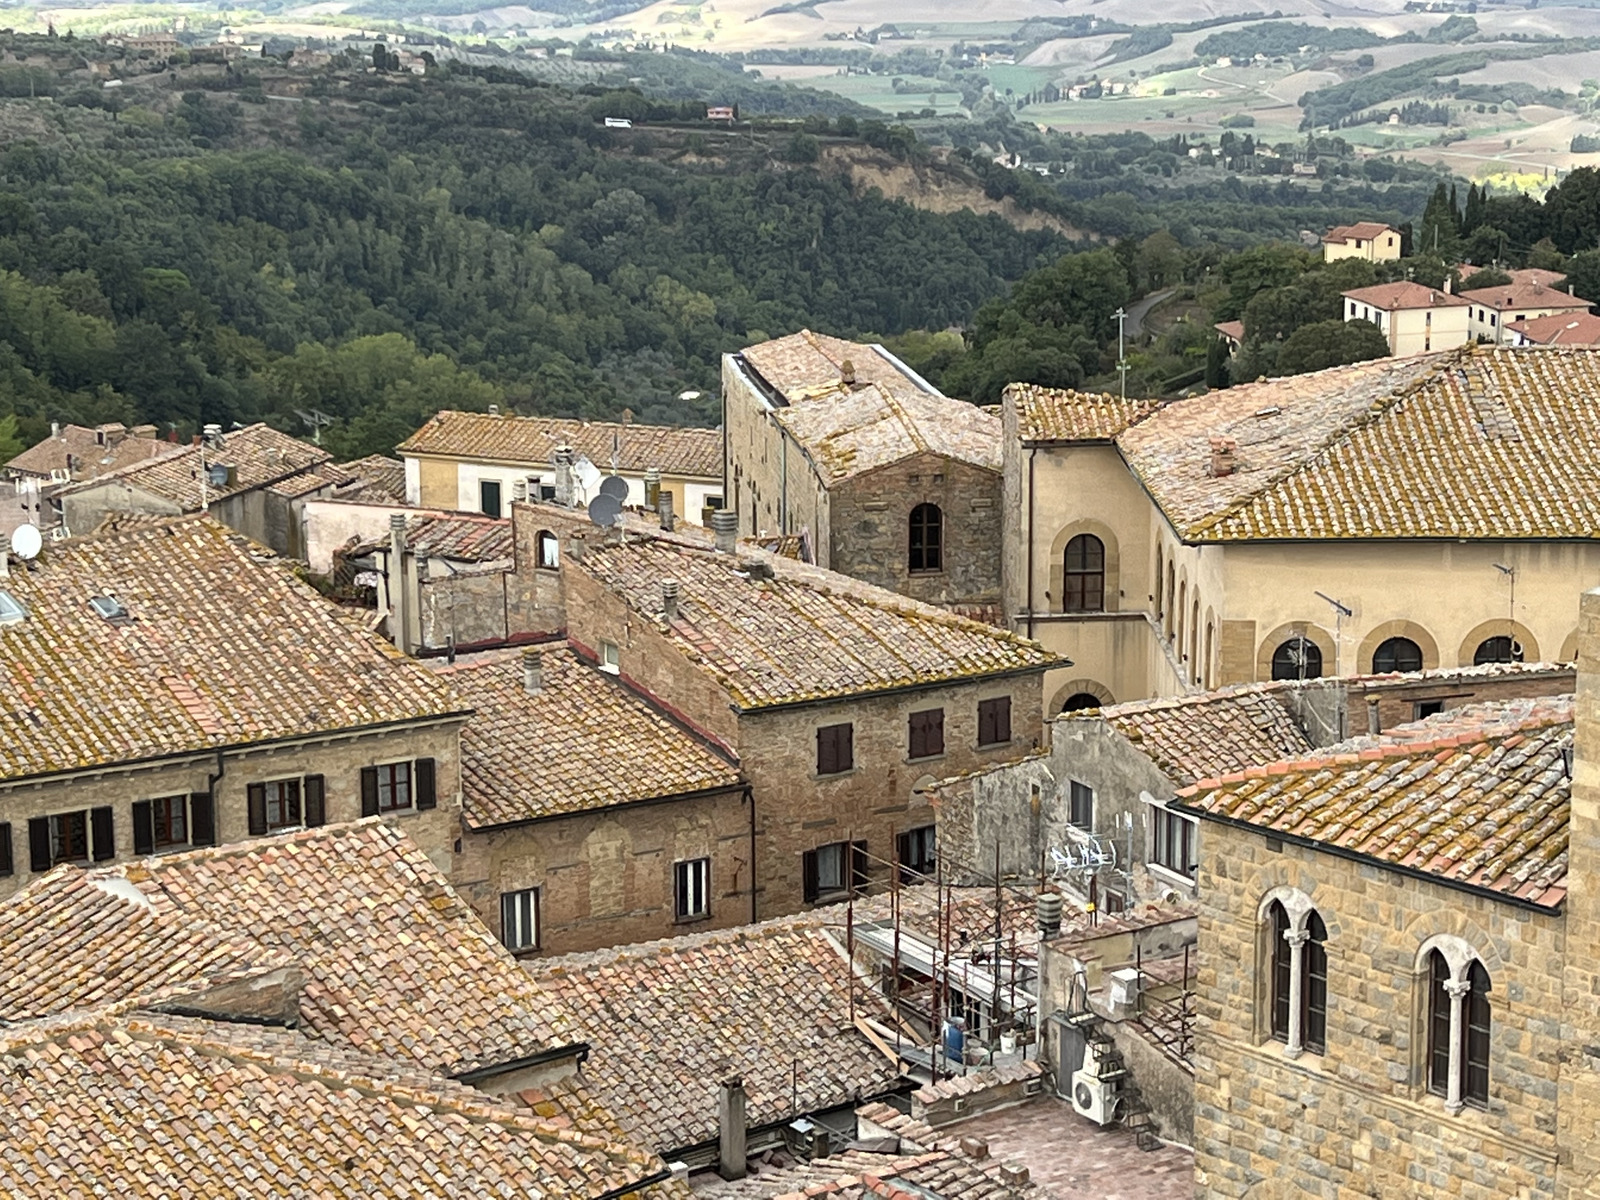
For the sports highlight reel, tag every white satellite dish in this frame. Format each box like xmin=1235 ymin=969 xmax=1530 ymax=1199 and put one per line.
xmin=573 ymin=455 xmax=603 ymax=499
xmin=11 ymin=523 xmax=42 ymax=561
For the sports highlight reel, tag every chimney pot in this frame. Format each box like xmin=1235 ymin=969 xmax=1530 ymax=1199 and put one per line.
xmin=658 ymin=491 xmax=675 ymax=531
xmin=1367 ymin=696 xmax=1381 ymax=736
xmin=711 ymin=509 xmax=739 ymax=554
xmin=553 ymin=445 xmax=576 ymax=509
xmin=50 ymin=421 xmax=59 ymax=439
xmin=644 ymin=467 xmax=661 ymax=511
xmin=717 ymin=1077 xmax=747 ymax=1181
xmin=488 ymin=403 xmax=499 ymax=417
xmin=1208 ymin=436 xmax=1238 ymax=478
xmin=662 ymin=579 xmax=679 ymax=621
xmin=523 ymin=648 xmax=543 ymax=694
xmin=839 ymin=358 xmax=856 ymax=385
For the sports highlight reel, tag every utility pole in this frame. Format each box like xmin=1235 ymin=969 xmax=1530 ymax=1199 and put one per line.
xmin=1114 ymin=306 xmax=1128 ymax=402
xmin=1315 ymin=590 xmax=1354 ymax=737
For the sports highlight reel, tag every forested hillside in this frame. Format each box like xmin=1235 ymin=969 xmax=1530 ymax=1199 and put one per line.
xmin=0 ymin=58 xmax=1066 ymax=456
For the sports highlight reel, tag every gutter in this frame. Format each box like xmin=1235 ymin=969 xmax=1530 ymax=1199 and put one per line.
xmin=466 ymin=781 xmax=750 ymax=835
xmin=743 ymin=783 xmax=758 ymax=924
xmin=1172 ymin=802 xmax=1563 ymax=916
xmin=450 ymin=1041 xmax=591 ymax=1086
xmin=595 ymin=1169 xmax=674 ymax=1200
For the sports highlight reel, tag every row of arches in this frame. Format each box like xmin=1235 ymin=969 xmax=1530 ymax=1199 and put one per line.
xmin=1265 ymin=621 xmax=1562 ymax=682
xmin=1264 ymin=892 xmax=1491 ymax=1112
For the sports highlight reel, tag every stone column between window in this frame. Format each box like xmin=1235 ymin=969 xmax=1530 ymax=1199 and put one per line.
xmin=1443 ymin=977 xmax=1472 ymax=1113
xmin=1284 ymin=928 xmax=1310 ymax=1058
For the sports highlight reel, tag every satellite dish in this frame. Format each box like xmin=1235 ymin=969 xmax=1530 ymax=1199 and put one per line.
xmin=11 ymin=523 xmax=41 ymax=561
xmin=573 ymin=456 xmax=603 ymax=498
xmin=599 ymin=475 xmax=629 ymax=501
xmin=587 ymin=494 xmax=622 ymax=527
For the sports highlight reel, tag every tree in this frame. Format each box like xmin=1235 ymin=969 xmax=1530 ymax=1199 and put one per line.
xmin=1567 ymin=249 xmax=1600 ymax=304
xmin=1461 ymin=267 xmax=1511 ymax=291
xmin=1418 ymin=181 xmax=1461 ymax=257
xmin=1204 ymin=335 xmax=1230 ymax=389
xmin=1275 ymin=318 xmax=1389 ymax=375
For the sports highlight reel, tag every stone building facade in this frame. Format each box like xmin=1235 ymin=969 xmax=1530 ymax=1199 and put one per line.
xmin=725 ymin=330 xmax=1004 ymax=612
xmin=1003 ymin=347 xmax=1600 ymax=713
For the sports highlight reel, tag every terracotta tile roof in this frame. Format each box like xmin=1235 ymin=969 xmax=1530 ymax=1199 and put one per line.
xmin=335 ymin=453 xmax=409 ymax=502
xmin=431 ymin=645 xmax=743 ymax=829
xmin=1116 ymin=345 xmax=1600 ymax=540
xmin=739 ymin=332 xmax=1001 ymax=481
xmin=1324 ymin=222 xmax=1394 ymax=243
xmin=397 ymin=410 xmax=721 ymax=479
xmin=0 ymin=516 xmax=461 ymax=780
xmin=1341 ymin=281 xmax=1469 ymax=310
xmin=1174 ymin=695 xmax=1573 ymax=908
xmin=1007 ymin=382 xmax=1161 ymax=444
xmin=264 ymin=457 xmax=352 ymax=499
xmin=1081 ymin=683 xmax=1314 ymax=787
xmin=1507 ymin=267 xmax=1567 ymax=289
xmin=1214 ymin=320 xmax=1245 ymax=344
xmin=574 ymin=533 xmax=1057 ymax=709
xmin=352 ymin=512 xmax=516 ymax=562
xmin=533 ymin=917 xmax=902 ymax=1153
xmin=1505 ymin=312 xmax=1600 ymax=345
xmin=55 ymin=423 xmax=331 ymax=509
xmin=695 ymin=1147 xmax=1038 ymax=1199
xmin=1459 ymin=280 xmax=1591 ymax=312
xmin=0 ymin=1010 xmax=671 ymax=1200
xmin=0 ymin=821 xmax=576 ymax=1074
xmin=6 ymin=424 xmax=172 ymax=481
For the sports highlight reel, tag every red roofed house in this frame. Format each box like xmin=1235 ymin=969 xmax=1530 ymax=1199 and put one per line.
xmin=1506 ymin=311 xmax=1600 ymax=347
xmin=1322 ymin=221 xmax=1401 ymax=263
xmin=1461 ymin=278 xmax=1592 ymax=345
xmin=1341 ymin=281 xmax=1471 ymax=356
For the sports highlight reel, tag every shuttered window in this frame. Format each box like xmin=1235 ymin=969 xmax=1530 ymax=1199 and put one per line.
xmin=675 ymin=858 xmax=711 ymax=920
xmin=908 ymin=708 xmax=945 ymax=759
xmin=91 ymin=806 xmax=114 ymax=861
xmin=31 ymin=810 xmax=95 ymax=872
xmin=361 ymin=760 xmax=434 ymax=815
xmin=0 ymin=822 xmax=11 ymax=876
xmin=977 ymin=696 xmax=1012 ymax=747
xmin=415 ymin=758 xmax=437 ymax=809
xmin=303 ymin=776 xmax=326 ymax=827
xmin=189 ymin=793 xmax=216 ymax=847
xmin=816 ymin=723 xmax=853 ymax=775
xmin=803 ymin=840 xmax=868 ymax=903
xmin=501 ymin=888 xmax=540 ymax=952
xmin=133 ymin=796 xmax=189 ymax=856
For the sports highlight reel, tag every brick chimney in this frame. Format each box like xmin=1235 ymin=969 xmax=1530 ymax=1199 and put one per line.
xmin=522 ymin=648 xmax=543 ymax=694
xmin=553 ymin=445 xmax=575 ymax=509
xmin=1209 ymin=436 xmax=1239 ymax=478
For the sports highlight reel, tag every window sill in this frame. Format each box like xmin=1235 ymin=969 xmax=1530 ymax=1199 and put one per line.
xmin=905 ymin=753 xmax=946 ymax=765
xmin=510 ymin=946 xmax=542 ymax=960
xmin=976 ymin=739 xmax=1014 ymax=751
xmin=908 ymin=569 xmax=946 ymax=577
xmin=1146 ymin=861 xmax=1197 ymax=890
xmin=674 ymin=911 xmax=712 ymax=926
xmin=813 ymin=768 xmax=857 ymax=781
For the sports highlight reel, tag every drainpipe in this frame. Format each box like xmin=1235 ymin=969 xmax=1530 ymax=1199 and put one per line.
xmin=742 ymin=784 xmax=758 ymax=924
xmin=206 ymin=749 xmax=225 ymax=844
xmin=1026 ymin=448 xmax=1037 ymax=640
xmin=779 ymin=423 xmax=788 ymax=536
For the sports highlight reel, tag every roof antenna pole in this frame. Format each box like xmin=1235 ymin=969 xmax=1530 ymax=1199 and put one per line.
xmin=1114 ymin=307 xmax=1129 ymax=402
xmin=1315 ymin=590 xmax=1353 ymax=735
xmin=1494 ymin=563 xmax=1518 ymax=659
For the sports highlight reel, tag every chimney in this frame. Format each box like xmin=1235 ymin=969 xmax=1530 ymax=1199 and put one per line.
xmin=717 ymin=1077 xmax=747 ymax=1181
xmin=1209 ymin=436 xmax=1238 ymax=478
xmin=1444 ymin=275 xmax=1452 ymax=295
xmin=1036 ymin=890 xmax=1062 ymax=938
xmin=488 ymin=403 xmax=500 ymax=417
xmin=622 ymin=407 xmax=634 ymax=426
xmin=553 ymin=445 xmax=575 ymax=509
xmin=522 ymin=648 xmax=543 ymax=694
xmin=711 ymin=509 xmax=738 ymax=555
xmin=839 ymin=358 xmax=856 ymax=386
xmin=644 ymin=467 xmax=661 ymax=512
xmin=513 ymin=479 xmax=528 ymax=503
xmin=389 ymin=513 xmax=411 ymax=656
xmin=661 ymin=579 xmax=679 ymax=622
xmin=1429 ymin=290 xmax=1439 ymax=305
xmin=1367 ymin=696 xmax=1381 ymax=736
xmin=50 ymin=421 xmax=59 ymax=440
xmin=0 ymin=532 xmax=11 ymax=579
xmin=658 ymin=491 xmax=675 ymax=531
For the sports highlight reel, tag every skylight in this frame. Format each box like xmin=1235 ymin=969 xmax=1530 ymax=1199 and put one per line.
xmin=0 ymin=591 xmax=25 ymax=625
xmin=89 ymin=595 xmax=129 ymax=622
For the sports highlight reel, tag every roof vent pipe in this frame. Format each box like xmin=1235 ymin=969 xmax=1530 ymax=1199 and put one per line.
xmin=711 ymin=509 xmax=739 ymax=554
xmin=1036 ymin=890 xmax=1062 ymax=938
xmin=717 ymin=1077 xmax=748 ymax=1181
xmin=1367 ymin=696 xmax=1381 ymax=736
xmin=644 ymin=467 xmax=661 ymax=512
xmin=662 ymin=579 xmax=679 ymax=622
xmin=523 ymin=648 xmax=543 ymax=695
xmin=658 ymin=491 xmax=675 ymax=532
xmin=553 ymin=445 xmax=576 ymax=509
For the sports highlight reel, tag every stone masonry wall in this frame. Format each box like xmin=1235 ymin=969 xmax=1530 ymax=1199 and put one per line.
xmin=830 ymin=454 xmax=1002 ymax=609
xmin=1192 ymin=822 xmax=1562 ymax=1199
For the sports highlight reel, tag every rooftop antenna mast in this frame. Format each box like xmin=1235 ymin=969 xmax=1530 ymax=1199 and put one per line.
xmin=1114 ymin=307 xmax=1128 ymax=402
xmin=1315 ymin=590 xmax=1353 ymax=736
xmin=1493 ymin=563 xmax=1519 ymax=660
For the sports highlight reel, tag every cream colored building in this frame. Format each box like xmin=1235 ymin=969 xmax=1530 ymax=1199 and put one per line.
xmin=1321 ymin=221 xmax=1401 ymax=263
xmin=1002 ymin=347 xmax=1600 ymax=716
xmin=1461 ymin=279 xmax=1592 ymax=345
xmin=398 ymin=409 xmax=723 ymax=525
xmin=1341 ymin=281 xmax=1471 ymax=356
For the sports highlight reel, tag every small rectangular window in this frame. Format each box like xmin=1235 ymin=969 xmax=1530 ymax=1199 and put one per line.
xmin=804 ymin=840 xmax=868 ymax=902
xmin=897 ymin=825 xmax=936 ymax=880
xmin=1150 ymin=806 xmax=1197 ymax=879
xmin=908 ymin=708 xmax=945 ymax=759
xmin=816 ymin=723 xmax=853 ymax=775
xmin=480 ymin=479 xmax=503 ymax=518
xmin=51 ymin=810 xmax=89 ymax=864
xmin=675 ymin=857 xmax=711 ymax=920
xmin=265 ymin=779 xmax=302 ymax=830
xmin=375 ymin=761 xmax=412 ymax=812
xmin=599 ymin=641 xmax=620 ymax=674
xmin=1103 ymin=889 xmax=1126 ymax=914
xmin=500 ymin=887 xmax=540 ymax=952
xmin=977 ymin=695 xmax=1012 ymax=747
xmin=1415 ymin=700 xmax=1445 ymax=720
xmin=152 ymin=795 xmax=187 ymax=848
xmin=1069 ymin=781 xmax=1094 ymax=830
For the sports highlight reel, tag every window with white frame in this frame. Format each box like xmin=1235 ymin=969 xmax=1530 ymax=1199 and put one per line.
xmin=500 ymin=887 xmax=540 ymax=952
xmin=536 ymin=530 xmax=560 ymax=570
xmin=675 ymin=857 xmax=711 ymax=920
xmin=1150 ymin=804 xmax=1197 ymax=879
xmin=599 ymin=641 xmax=620 ymax=674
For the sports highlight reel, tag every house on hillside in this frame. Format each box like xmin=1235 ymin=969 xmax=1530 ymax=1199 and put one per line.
xmin=1322 ymin=222 xmax=1401 ymax=262
xmin=1341 ymin=281 xmax=1471 ymax=356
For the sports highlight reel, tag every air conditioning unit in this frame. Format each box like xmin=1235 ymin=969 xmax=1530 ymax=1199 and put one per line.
xmin=1071 ymin=1070 xmax=1116 ymax=1126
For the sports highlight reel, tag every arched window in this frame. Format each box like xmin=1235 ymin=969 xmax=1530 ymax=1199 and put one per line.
xmin=1063 ymin=534 xmax=1105 ymax=612
xmin=1154 ymin=545 xmax=1164 ymax=617
xmin=1177 ymin=581 xmax=1187 ymax=646
xmin=1268 ymin=900 xmax=1328 ymax=1057
xmin=1372 ymin=636 xmax=1423 ymax=674
xmin=1272 ymin=637 xmax=1323 ymax=681
xmin=909 ymin=504 xmax=942 ymax=574
xmin=1061 ymin=692 xmax=1104 ymax=713
xmin=1473 ymin=636 xmax=1522 ymax=665
xmin=536 ymin=530 xmax=559 ymax=570
xmin=1427 ymin=950 xmax=1491 ymax=1112
xmin=1189 ymin=597 xmax=1200 ymax=681
xmin=1166 ymin=564 xmax=1175 ymax=636
xmin=1204 ymin=621 xmax=1215 ymax=689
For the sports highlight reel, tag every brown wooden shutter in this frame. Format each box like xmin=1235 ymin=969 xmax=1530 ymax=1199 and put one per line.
xmin=414 ymin=758 xmax=437 ymax=810
xmin=816 ymin=727 xmax=834 ymax=775
xmin=978 ymin=701 xmax=994 ymax=747
xmin=851 ymin=841 xmax=869 ymax=892
xmin=995 ymin=696 xmax=1012 ymax=744
xmin=0 ymin=823 xmax=11 ymax=877
xmin=928 ymin=709 xmax=944 ymax=756
xmin=247 ymin=783 xmax=267 ymax=836
xmin=28 ymin=818 xmax=49 ymax=874
xmin=361 ymin=767 xmax=380 ymax=817
xmin=132 ymin=801 xmax=154 ymax=856
xmin=91 ymin=806 xmax=114 ymax=861
xmin=802 ymin=850 xmax=819 ymax=903
xmin=839 ymin=723 xmax=853 ymax=772
xmin=303 ymin=776 xmax=326 ymax=827
xmin=189 ymin=793 xmax=216 ymax=847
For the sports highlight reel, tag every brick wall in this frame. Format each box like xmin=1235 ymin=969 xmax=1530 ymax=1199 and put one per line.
xmin=453 ymin=786 xmax=753 ymax=957
xmin=0 ymin=718 xmax=467 ymax=899
xmin=829 ymin=455 xmax=1002 ymax=609
xmin=1192 ymin=823 xmax=1562 ymax=1199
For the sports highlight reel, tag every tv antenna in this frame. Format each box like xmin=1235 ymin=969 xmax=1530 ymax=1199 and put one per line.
xmin=294 ymin=409 xmax=335 ymax=445
xmin=1493 ymin=563 xmax=1521 ymax=661
xmin=1113 ymin=306 xmax=1128 ymax=401
xmin=1315 ymin=590 xmax=1353 ymax=735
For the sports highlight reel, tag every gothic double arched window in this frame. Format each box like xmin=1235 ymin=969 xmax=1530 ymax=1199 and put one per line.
xmin=1267 ymin=899 xmax=1328 ymax=1056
